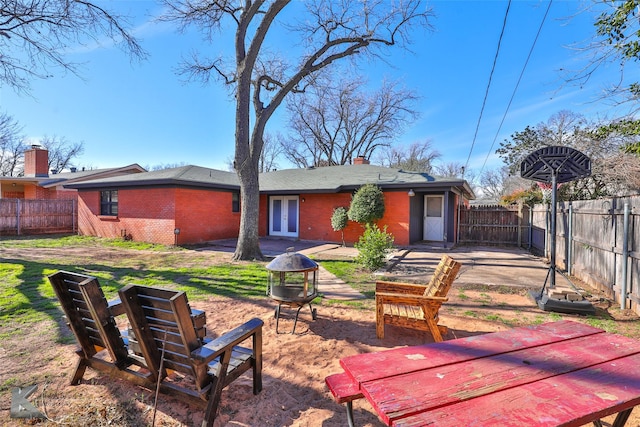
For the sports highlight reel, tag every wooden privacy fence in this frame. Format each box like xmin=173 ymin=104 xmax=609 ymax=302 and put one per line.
xmin=458 ymin=196 xmax=639 ymax=315
xmin=0 ymin=199 xmax=76 ymax=236
xmin=536 ymin=196 xmax=639 ymax=314
xmin=458 ymin=204 xmax=531 ymax=246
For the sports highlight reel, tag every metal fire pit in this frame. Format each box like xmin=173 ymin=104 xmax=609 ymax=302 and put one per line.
xmin=266 ymin=247 xmax=319 ymax=334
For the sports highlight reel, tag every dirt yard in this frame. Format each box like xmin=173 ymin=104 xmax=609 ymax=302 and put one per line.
xmin=1 ymin=245 xmax=639 ymax=426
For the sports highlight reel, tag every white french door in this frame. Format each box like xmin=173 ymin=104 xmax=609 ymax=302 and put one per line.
xmin=269 ymin=196 xmax=299 ymax=237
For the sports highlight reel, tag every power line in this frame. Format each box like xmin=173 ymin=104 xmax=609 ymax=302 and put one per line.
xmin=478 ymin=0 xmax=554 ymax=176
xmin=464 ymin=0 xmax=512 ymax=176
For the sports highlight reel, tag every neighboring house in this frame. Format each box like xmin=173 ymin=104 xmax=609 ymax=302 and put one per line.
xmin=67 ymin=157 xmax=475 ymax=247
xmin=0 ymin=146 xmax=146 ymax=200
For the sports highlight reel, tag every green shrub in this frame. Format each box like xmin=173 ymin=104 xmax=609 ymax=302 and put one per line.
xmin=347 ymin=184 xmax=385 ymax=225
xmin=354 ymin=224 xmax=394 ymax=271
xmin=331 ymin=206 xmax=349 ymax=246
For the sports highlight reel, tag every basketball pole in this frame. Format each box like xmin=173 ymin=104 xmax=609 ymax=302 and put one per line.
xmin=537 ymin=154 xmax=568 ymax=294
xmin=549 ymin=170 xmax=557 ymax=289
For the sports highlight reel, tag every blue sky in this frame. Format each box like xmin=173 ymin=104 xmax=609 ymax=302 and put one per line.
xmin=1 ymin=1 xmax=634 ymax=178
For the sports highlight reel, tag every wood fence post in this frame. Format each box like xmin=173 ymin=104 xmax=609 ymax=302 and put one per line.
xmin=568 ymin=203 xmax=573 ymax=275
xmin=16 ymin=198 xmax=21 ymax=235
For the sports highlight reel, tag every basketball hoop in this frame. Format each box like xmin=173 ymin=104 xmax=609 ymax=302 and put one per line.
xmin=520 ymin=146 xmax=593 ymax=315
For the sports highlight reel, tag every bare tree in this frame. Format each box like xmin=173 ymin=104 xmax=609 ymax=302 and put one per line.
xmin=0 ymin=0 xmax=146 ymax=93
xmin=258 ymin=133 xmax=282 ymax=172
xmin=497 ymin=111 xmax=589 ymax=175
xmin=479 ymin=167 xmax=508 ymax=201
xmin=40 ymin=136 xmax=84 ymax=173
xmin=433 ymin=161 xmax=466 ymax=179
xmin=565 ymin=1 xmax=639 ymax=112
xmin=498 ymin=110 xmax=640 ymax=199
xmin=375 ymin=140 xmax=440 ymax=172
xmin=433 ymin=160 xmax=477 ymax=194
xmin=227 ymin=133 xmax=282 ymax=172
xmin=282 ymin=74 xmax=419 ymax=167
xmin=477 ymin=165 xmax=531 ymax=202
xmin=146 ymin=162 xmax=188 ymax=171
xmin=160 ymin=0 xmax=432 ymax=260
xmin=0 ymin=112 xmax=26 ymax=176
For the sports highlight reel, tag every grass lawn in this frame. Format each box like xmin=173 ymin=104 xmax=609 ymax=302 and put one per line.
xmin=0 ymin=235 xmax=273 ymax=335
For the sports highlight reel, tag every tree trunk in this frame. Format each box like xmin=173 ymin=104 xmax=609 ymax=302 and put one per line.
xmin=232 ymin=52 xmax=264 ymax=260
xmin=233 ymin=166 xmax=263 ymax=260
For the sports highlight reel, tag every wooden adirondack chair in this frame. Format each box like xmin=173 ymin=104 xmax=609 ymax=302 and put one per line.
xmin=118 ymin=284 xmax=263 ymax=427
xmin=375 ymin=254 xmax=462 ymax=342
xmin=48 ymin=270 xmax=148 ymax=384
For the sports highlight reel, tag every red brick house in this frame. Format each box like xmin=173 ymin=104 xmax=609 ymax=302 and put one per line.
xmin=0 ymin=146 xmax=145 ymax=200
xmin=67 ymin=159 xmax=474 ymax=247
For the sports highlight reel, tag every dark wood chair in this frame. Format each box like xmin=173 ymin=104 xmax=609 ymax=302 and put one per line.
xmin=375 ymin=254 xmax=462 ymax=342
xmin=118 ymin=284 xmax=263 ymax=427
xmin=48 ymin=270 xmax=147 ymax=384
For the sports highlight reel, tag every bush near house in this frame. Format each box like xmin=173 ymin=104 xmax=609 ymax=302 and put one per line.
xmin=355 ymin=224 xmax=394 ymax=271
xmin=331 ymin=206 xmax=349 ymax=247
xmin=347 ymin=183 xmax=385 ymax=225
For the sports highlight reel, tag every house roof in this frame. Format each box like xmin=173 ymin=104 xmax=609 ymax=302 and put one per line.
xmin=66 ymin=164 xmax=475 ymax=199
xmin=67 ymin=165 xmax=240 ymax=190
xmin=260 ymin=164 xmax=475 ymax=198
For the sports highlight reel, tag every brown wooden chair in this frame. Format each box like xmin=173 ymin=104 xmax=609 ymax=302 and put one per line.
xmin=48 ymin=270 xmax=147 ymax=384
xmin=118 ymin=284 xmax=263 ymax=427
xmin=375 ymin=254 xmax=462 ymax=342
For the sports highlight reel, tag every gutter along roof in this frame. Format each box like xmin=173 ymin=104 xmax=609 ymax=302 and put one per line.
xmin=66 ymin=164 xmax=475 ymax=199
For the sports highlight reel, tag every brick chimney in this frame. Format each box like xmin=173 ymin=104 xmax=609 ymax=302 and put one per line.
xmin=353 ymin=156 xmax=370 ymax=165
xmin=24 ymin=145 xmax=49 ymax=177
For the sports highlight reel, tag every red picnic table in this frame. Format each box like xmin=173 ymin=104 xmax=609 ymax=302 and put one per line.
xmin=329 ymin=320 xmax=640 ymax=426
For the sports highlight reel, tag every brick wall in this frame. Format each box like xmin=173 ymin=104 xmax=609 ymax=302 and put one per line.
xmin=293 ymin=191 xmax=410 ymax=246
xmin=2 ymin=191 xmax=24 ymax=198
xmin=378 ymin=191 xmax=410 ymax=246
xmin=175 ymin=188 xmax=240 ymax=244
xmin=24 ymin=185 xmax=52 ymax=199
xmin=77 ymin=188 xmax=177 ymax=245
xmin=24 ymin=147 xmax=48 ymax=177
xmin=52 ymin=189 xmax=79 ymax=200
xmin=77 ymin=187 xmax=412 ymax=246
xmin=77 ymin=187 xmax=242 ymax=245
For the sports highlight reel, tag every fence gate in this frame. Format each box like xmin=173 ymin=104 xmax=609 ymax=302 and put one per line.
xmin=458 ymin=205 xmax=528 ymax=246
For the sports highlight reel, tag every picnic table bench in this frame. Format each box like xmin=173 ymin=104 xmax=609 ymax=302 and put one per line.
xmin=326 ymin=320 xmax=640 ymax=426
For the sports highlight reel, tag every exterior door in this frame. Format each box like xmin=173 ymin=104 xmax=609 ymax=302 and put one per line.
xmin=424 ymin=195 xmax=444 ymax=241
xmin=270 ymin=196 xmax=299 ymax=237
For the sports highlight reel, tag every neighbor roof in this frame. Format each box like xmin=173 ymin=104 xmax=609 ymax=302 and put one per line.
xmin=38 ymin=164 xmax=146 ymax=188
xmin=0 ymin=164 xmax=146 ymax=187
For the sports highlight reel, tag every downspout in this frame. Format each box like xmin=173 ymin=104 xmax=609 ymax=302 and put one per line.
xmin=621 ymin=201 xmax=630 ymax=310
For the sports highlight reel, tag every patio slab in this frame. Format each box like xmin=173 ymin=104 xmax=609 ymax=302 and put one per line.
xmin=203 ymin=238 xmax=557 ymax=300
